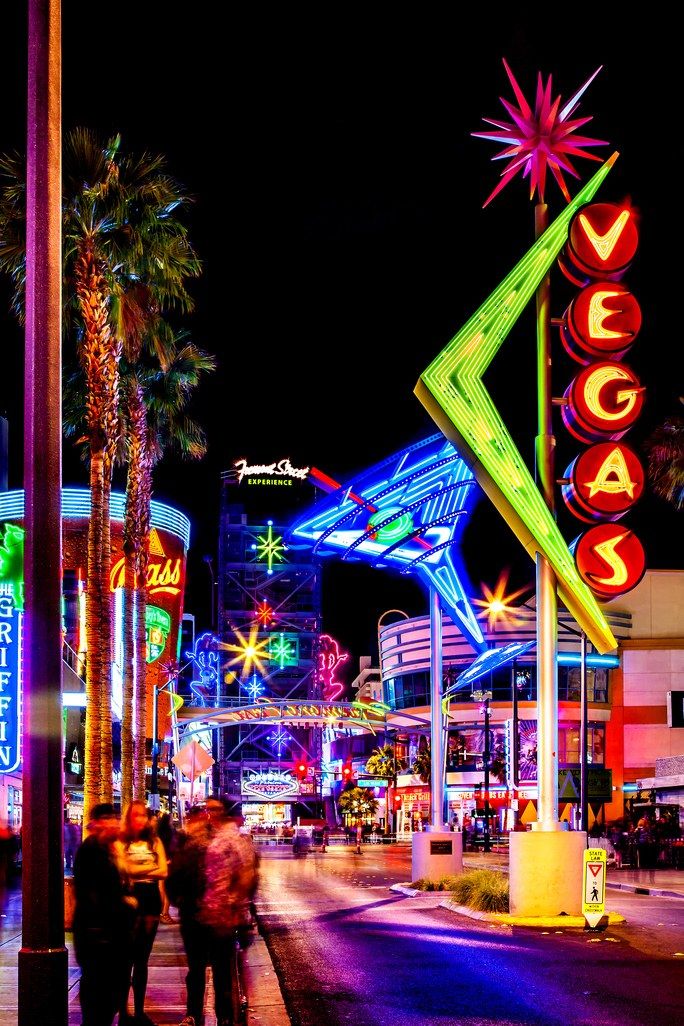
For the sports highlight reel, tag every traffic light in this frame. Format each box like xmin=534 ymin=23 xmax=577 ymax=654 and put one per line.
xmin=295 ymin=759 xmax=308 ymax=781
xmin=341 ymin=759 xmax=354 ymax=785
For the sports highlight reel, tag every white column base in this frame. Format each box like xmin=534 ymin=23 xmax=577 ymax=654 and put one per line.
xmin=509 ymin=830 xmax=587 ymax=916
xmin=411 ymin=831 xmax=463 ymax=883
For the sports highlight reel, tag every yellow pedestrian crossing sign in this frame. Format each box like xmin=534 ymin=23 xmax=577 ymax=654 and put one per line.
xmin=583 ymin=848 xmax=607 ymax=928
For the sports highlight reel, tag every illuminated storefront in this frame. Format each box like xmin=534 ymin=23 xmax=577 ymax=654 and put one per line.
xmin=381 ymin=571 xmax=684 ymax=837
xmin=0 ymin=487 xmax=190 ymax=819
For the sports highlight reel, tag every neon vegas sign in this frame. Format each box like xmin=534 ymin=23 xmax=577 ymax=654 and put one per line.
xmin=560 ymin=202 xmax=646 ymax=598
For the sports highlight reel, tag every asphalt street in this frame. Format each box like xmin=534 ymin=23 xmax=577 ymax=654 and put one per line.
xmin=254 ymin=846 xmax=684 ymax=1026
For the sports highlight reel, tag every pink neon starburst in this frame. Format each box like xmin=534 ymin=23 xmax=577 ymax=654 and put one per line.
xmin=473 ymin=59 xmax=608 ymax=207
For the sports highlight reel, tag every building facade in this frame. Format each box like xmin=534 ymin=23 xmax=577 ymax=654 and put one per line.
xmin=0 ymin=488 xmax=191 ymax=824
xmin=371 ymin=570 xmax=684 ymax=838
xmin=213 ymin=466 xmax=325 ymax=829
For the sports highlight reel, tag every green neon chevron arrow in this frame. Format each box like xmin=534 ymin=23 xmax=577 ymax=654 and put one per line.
xmin=415 ymin=153 xmax=619 ymax=654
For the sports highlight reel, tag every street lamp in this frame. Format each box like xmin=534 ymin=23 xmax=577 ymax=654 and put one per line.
xmin=471 ymin=689 xmax=492 ymax=853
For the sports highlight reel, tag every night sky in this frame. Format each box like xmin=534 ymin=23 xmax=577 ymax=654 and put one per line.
xmin=1 ymin=8 xmax=682 ymax=665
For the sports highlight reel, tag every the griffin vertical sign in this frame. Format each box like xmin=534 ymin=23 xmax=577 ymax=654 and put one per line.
xmin=0 ymin=523 xmax=24 ymax=773
xmin=583 ymin=847 xmax=607 ymax=928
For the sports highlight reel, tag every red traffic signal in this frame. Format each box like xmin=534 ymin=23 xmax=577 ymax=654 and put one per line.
xmin=341 ymin=760 xmax=354 ymax=784
xmin=295 ymin=760 xmax=308 ymax=780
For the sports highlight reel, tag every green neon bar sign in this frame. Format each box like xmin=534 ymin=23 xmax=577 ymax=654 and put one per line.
xmin=416 ymin=155 xmax=619 ymax=654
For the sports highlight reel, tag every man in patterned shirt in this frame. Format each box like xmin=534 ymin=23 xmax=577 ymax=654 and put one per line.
xmin=167 ymin=799 xmax=257 ymax=1026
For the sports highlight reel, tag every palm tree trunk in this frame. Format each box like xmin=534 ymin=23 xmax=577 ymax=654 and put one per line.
xmin=120 ymin=546 xmax=135 ymax=809
xmin=76 ymin=237 xmax=120 ymax=811
xmin=84 ymin=448 xmax=105 ymax=816
xmin=99 ymin=459 xmax=114 ymax=802
xmin=134 ymin=568 xmax=148 ymax=801
xmin=134 ymin=450 xmax=152 ymax=801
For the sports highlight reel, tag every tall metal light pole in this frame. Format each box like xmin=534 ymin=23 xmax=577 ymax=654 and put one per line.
xmin=472 ymin=689 xmax=492 ymax=853
xmin=534 ymin=202 xmax=561 ymax=833
xmin=203 ymin=555 xmax=221 ymax=792
xmin=150 ymin=670 xmax=181 ymax=805
xmin=580 ymin=631 xmax=589 ymax=833
xmin=18 ymin=2 xmax=68 ymax=1024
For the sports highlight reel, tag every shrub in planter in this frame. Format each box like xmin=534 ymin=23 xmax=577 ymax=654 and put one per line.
xmin=451 ymin=869 xmax=509 ymax=913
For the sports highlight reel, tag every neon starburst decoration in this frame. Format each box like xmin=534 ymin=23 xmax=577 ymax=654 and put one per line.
xmin=221 ymin=624 xmax=271 ymax=678
xmin=242 ymin=673 xmax=265 ymax=702
xmin=266 ymin=727 xmax=292 ymax=756
xmin=255 ymin=600 xmax=276 ymax=626
xmin=473 ymin=59 xmax=608 ymax=207
xmin=270 ymin=632 xmax=296 ymax=669
xmin=252 ymin=521 xmax=286 ymax=574
xmin=472 ymin=570 xmax=533 ymax=632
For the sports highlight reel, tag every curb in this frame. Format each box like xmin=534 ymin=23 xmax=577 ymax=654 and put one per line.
xmin=607 ymin=882 xmax=684 ymax=900
xmin=438 ymin=899 xmax=626 ymax=929
xmin=389 ymin=884 xmax=626 ymax=928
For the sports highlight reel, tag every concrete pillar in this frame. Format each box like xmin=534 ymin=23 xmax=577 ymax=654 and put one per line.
xmin=412 ymin=830 xmax=463 ymax=883
xmin=509 ymin=830 xmax=587 ymax=916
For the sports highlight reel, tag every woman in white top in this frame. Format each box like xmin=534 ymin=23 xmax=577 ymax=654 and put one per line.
xmin=116 ymin=801 xmax=168 ymax=1026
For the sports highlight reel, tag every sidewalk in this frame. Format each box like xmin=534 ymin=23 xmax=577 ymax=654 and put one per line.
xmin=461 ymin=849 xmax=684 ymax=899
xmin=0 ymin=888 xmax=290 ymax=1026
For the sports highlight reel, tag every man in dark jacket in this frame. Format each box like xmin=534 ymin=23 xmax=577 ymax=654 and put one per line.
xmin=72 ymin=802 xmax=134 ymax=1026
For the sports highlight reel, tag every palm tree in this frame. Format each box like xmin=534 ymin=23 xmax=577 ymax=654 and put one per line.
xmin=118 ymin=332 xmax=215 ymax=805
xmin=643 ymin=406 xmax=684 ymax=511
xmin=412 ymin=747 xmax=431 ymax=784
xmin=365 ymin=742 xmax=404 ymax=780
xmin=337 ymin=785 xmax=379 ymax=824
xmin=365 ymin=743 xmax=405 ymax=834
xmin=1 ymin=128 xmax=201 ymax=817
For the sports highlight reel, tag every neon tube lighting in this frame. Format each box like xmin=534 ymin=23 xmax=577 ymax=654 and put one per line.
xmin=0 ymin=488 xmax=191 ymax=549
xmin=416 ymin=155 xmax=619 ymax=654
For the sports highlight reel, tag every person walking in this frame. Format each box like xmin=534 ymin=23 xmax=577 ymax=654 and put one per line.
xmin=155 ymin=811 xmax=178 ymax=924
xmin=64 ymin=816 xmax=80 ymax=873
xmin=72 ymin=803 xmax=135 ymax=1026
xmin=167 ymin=798 xmax=257 ymax=1026
xmin=116 ymin=800 xmax=168 ymax=1026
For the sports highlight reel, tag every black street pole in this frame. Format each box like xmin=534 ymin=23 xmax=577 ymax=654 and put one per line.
xmin=19 ymin=3 xmax=69 ymax=1024
xmin=580 ymin=632 xmax=589 ymax=834
xmin=150 ymin=670 xmax=182 ymax=805
xmin=510 ymin=660 xmax=520 ymax=828
xmin=150 ymin=683 xmax=161 ymax=806
xmin=483 ymin=697 xmax=492 ymax=853
xmin=204 ymin=556 xmax=221 ymax=794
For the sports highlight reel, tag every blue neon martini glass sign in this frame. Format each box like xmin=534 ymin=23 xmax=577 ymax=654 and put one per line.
xmin=288 ymin=434 xmax=485 ymax=652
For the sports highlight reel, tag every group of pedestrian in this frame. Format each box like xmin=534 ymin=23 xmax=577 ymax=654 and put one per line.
xmin=71 ymin=797 xmax=258 ymax=1026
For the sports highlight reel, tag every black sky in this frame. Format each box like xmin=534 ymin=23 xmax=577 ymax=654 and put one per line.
xmin=1 ymin=8 xmax=682 ymax=663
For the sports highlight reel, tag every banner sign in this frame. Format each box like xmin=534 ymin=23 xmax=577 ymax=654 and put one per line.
xmin=180 ymin=699 xmax=388 ymax=731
